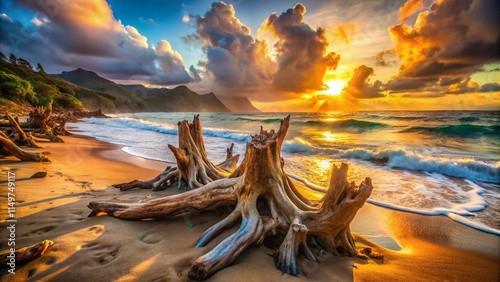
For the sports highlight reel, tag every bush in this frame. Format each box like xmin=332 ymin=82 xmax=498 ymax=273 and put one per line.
xmin=0 ymin=71 xmax=36 ymax=102
xmin=33 ymin=81 xmax=59 ymax=106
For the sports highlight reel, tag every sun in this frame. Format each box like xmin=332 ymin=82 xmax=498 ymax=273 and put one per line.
xmin=320 ymin=79 xmax=346 ymax=96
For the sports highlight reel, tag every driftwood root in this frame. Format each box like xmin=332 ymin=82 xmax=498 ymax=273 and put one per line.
xmin=88 ymin=115 xmax=373 ymax=280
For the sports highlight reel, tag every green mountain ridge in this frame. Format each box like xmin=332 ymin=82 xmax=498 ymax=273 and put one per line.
xmin=55 ymin=68 xmax=258 ymax=112
xmin=54 ymin=68 xmax=133 ymax=99
xmin=0 ymin=56 xmax=139 ymax=112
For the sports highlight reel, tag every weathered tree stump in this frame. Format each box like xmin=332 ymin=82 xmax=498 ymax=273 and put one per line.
xmin=113 ymin=115 xmax=239 ymax=191
xmin=25 ymin=101 xmax=64 ymax=143
xmin=88 ymin=115 xmax=373 ymax=280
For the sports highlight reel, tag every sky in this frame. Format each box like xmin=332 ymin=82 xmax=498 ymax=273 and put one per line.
xmin=0 ymin=0 xmax=499 ymax=111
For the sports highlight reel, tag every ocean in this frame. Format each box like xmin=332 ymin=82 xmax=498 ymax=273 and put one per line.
xmin=70 ymin=111 xmax=500 ymax=235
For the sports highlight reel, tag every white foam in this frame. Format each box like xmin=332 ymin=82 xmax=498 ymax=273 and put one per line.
xmin=84 ymin=117 xmax=251 ymax=142
xmin=339 ymin=148 xmax=500 ymax=183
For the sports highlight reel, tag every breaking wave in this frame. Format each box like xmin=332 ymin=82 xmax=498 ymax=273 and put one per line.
xmin=84 ymin=117 xmax=251 ymax=142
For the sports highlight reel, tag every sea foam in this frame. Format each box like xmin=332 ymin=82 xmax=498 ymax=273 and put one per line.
xmin=340 ymin=148 xmax=500 ymax=183
xmin=84 ymin=117 xmax=251 ymax=142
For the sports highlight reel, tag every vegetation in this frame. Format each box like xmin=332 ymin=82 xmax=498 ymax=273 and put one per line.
xmin=0 ymin=52 xmax=139 ymax=112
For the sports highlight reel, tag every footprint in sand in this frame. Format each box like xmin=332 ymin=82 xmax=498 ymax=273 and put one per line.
xmin=28 ymin=268 xmax=37 ymax=278
xmin=81 ymin=242 xmax=99 ymax=249
xmin=87 ymin=226 xmax=104 ymax=234
xmin=45 ymin=257 xmax=57 ymax=265
xmin=21 ymin=226 xmax=56 ymax=237
xmin=94 ymin=248 xmax=120 ymax=265
xmin=139 ymin=231 xmax=163 ymax=244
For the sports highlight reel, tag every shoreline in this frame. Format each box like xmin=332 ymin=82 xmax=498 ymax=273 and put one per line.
xmin=1 ymin=134 xmax=499 ymax=281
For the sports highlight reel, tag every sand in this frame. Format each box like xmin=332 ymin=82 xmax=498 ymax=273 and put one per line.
xmin=1 ymin=135 xmax=499 ymax=281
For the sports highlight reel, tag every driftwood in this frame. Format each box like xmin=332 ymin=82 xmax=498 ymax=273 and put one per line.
xmin=25 ymin=101 xmax=64 ymax=143
xmin=0 ymin=240 xmax=54 ymax=264
xmin=6 ymin=113 xmax=41 ymax=148
xmin=113 ymin=115 xmax=239 ymax=191
xmin=0 ymin=133 xmax=49 ymax=162
xmin=88 ymin=115 xmax=373 ymax=280
xmin=49 ymin=116 xmax=73 ymax=136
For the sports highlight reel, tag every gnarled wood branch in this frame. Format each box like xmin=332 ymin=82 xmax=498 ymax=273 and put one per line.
xmin=113 ymin=115 xmax=239 ymax=191
xmin=25 ymin=101 xmax=64 ymax=143
xmin=88 ymin=115 xmax=373 ymax=280
xmin=0 ymin=134 xmax=49 ymax=162
xmin=6 ymin=113 xmax=41 ymax=148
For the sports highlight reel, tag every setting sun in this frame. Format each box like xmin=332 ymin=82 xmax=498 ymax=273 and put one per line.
xmin=321 ymin=79 xmax=346 ymax=96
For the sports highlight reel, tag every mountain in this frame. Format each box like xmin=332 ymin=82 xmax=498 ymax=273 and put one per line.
xmin=128 ymin=85 xmax=231 ymax=112
xmin=53 ymin=68 xmax=230 ymax=112
xmin=218 ymin=96 xmax=260 ymax=112
xmin=54 ymin=68 xmax=133 ymax=99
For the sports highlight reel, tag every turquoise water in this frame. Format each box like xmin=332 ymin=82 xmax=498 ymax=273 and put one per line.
xmin=70 ymin=111 xmax=500 ymax=234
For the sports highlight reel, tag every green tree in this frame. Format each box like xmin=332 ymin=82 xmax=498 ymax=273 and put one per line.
xmin=17 ymin=57 xmax=32 ymax=69
xmin=0 ymin=71 xmax=37 ymax=103
xmin=36 ymin=63 xmax=47 ymax=75
xmin=8 ymin=54 xmax=17 ymax=65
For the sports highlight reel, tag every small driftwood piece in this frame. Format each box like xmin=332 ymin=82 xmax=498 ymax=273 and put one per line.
xmin=113 ymin=115 xmax=239 ymax=191
xmin=0 ymin=240 xmax=54 ymax=264
xmin=88 ymin=115 xmax=373 ymax=280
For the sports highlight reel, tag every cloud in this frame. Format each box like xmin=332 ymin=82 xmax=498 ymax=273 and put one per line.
xmin=0 ymin=13 xmax=13 ymax=23
xmin=390 ymin=0 xmax=500 ymax=80
xmin=139 ymin=17 xmax=158 ymax=25
xmin=342 ymin=65 xmax=385 ymax=99
xmin=189 ymin=2 xmax=275 ymax=91
xmin=384 ymin=78 xmax=429 ymax=92
xmin=446 ymin=78 xmax=479 ymax=94
xmin=189 ymin=65 xmax=202 ymax=81
xmin=332 ymin=23 xmax=356 ymax=44
xmin=1 ymin=0 xmax=193 ymax=85
xmin=479 ymin=83 xmax=500 ymax=92
xmin=374 ymin=49 xmax=397 ymax=66
xmin=187 ymin=2 xmax=340 ymax=99
xmin=262 ymin=4 xmax=340 ymax=93
xmin=399 ymin=0 xmax=425 ymax=21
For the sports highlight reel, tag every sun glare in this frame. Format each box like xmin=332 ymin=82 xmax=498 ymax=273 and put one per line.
xmin=321 ymin=79 xmax=346 ymax=96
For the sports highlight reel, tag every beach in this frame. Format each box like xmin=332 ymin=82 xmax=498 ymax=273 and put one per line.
xmin=1 ymin=134 xmax=499 ymax=281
